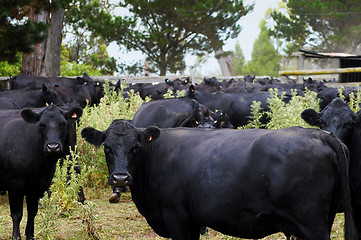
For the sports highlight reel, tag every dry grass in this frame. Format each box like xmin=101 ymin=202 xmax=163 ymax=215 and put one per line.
xmin=0 ymin=188 xmax=345 ymax=240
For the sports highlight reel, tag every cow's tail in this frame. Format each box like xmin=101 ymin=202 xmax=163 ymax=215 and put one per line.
xmin=324 ymin=131 xmax=357 ymax=240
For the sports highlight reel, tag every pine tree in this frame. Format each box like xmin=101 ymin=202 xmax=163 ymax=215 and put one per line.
xmin=232 ymin=41 xmax=245 ymax=76
xmin=243 ymin=19 xmax=281 ymax=77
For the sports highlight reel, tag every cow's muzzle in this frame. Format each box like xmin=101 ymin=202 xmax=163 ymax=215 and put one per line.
xmin=46 ymin=142 xmax=62 ymax=153
xmin=111 ymin=174 xmax=131 ymax=187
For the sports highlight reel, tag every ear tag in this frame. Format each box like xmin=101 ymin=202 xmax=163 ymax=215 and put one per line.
xmin=191 ymin=88 xmax=195 ymax=93
xmin=147 ymin=135 xmax=152 ymax=142
xmin=72 ymin=113 xmax=77 ymax=118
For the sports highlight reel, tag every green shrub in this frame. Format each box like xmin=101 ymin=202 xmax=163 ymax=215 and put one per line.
xmin=348 ymin=86 xmax=361 ymax=113
xmin=266 ymin=88 xmax=319 ymax=130
xmin=61 ymin=62 xmax=103 ymax=77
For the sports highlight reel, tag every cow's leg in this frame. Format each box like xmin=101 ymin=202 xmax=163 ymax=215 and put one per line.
xmin=8 ymin=191 xmax=24 ymax=240
xmin=162 ymin=208 xmax=200 ymax=240
xmin=25 ymin=194 xmax=39 ymax=240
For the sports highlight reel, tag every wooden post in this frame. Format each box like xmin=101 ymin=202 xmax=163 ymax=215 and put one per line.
xmin=298 ymin=54 xmax=304 ymax=82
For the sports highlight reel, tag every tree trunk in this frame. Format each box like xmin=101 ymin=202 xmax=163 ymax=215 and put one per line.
xmin=21 ymin=7 xmax=64 ymax=77
xmin=21 ymin=9 xmax=47 ymax=75
xmin=215 ymin=48 xmax=234 ymax=77
xmin=41 ymin=8 xmax=65 ymax=77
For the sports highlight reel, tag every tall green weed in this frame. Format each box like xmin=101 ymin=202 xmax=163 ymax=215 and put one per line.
xmin=348 ymin=86 xmax=361 ymax=113
xmin=266 ymin=88 xmax=320 ymax=130
xmin=38 ymin=149 xmax=89 ymax=239
xmin=242 ymin=100 xmax=265 ymax=129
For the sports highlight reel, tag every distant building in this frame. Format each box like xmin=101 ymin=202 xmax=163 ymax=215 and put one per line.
xmin=291 ymin=50 xmax=361 ymax=82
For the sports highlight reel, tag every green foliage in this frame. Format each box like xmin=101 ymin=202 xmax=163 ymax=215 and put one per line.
xmin=0 ymin=59 xmax=21 ymax=77
xmin=60 ymin=62 xmax=102 ymax=77
xmin=37 ymin=192 xmax=59 ymax=239
xmin=269 ymin=0 xmax=361 ymax=53
xmin=78 ymin=0 xmax=253 ymax=75
xmin=232 ymin=41 xmax=245 ymax=76
xmin=243 ymin=20 xmax=281 ymax=77
xmin=241 ymin=101 xmax=265 ymax=129
xmin=0 ymin=0 xmax=74 ymax=63
xmin=348 ymin=86 xmax=361 ymax=113
xmin=80 ymin=201 xmax=100 ymax=240
xmin=163 ymin=89 xmax=186 ymax=99
xmin=266 ymin=88 xmax=319 ymax=129
xmin=0 ymin=0 xmax=50 ymax=63
xmin=77 ymin=82 xmax=145 ymax=188
xmin=338 ymin=86 xmax=346 ymax=101
xmin=38 ymin=149 xmax=85 ymax=238
xmin=61 ymin=37 xmax=118 ymax=75
xmin=38 ymin=148 xmax=102 ymax=239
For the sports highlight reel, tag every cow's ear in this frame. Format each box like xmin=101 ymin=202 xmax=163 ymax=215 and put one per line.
xmin=41 ymin=83 xmax=49 ymax=92
xmin=142 ymin=126 xmax=160 ymax=142
xmin=301 ymin=108 xmax=321 ymax=126
xmin=65 ymin=106 xmax=83 ymax=120
xmin=189 ymin=85 xmax=195 ymax=94
xmin=81 ymin=127 xmax=105 ymax=147
xmin=21 ymin=109 xmax=40 ymax=123
xmin=165 ymin=79 xmax=171 ymax=85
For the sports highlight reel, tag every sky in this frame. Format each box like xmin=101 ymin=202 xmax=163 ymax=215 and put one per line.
xmin=107 ymin=0 xmax=281 ymax=76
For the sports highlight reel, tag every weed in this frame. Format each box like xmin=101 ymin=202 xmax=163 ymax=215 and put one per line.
xmin=265 ymin=88 xmax=319 ymax=129
xmin=242 ymin=100 xmax=265 ymax=129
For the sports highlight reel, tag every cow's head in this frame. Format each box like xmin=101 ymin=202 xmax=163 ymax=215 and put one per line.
xmin=42 ymin=83 xmax=64 ymax=106
xmin=21 ymin=104 xmax=83 ymax=154
xmin=81 ymin=120 xmax=160 ymax=187
xmin=301 ymin=97 xmax=358 ymax=143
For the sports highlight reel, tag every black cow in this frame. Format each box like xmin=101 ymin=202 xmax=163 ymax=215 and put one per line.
xmin=132 ymin=98 xmax=208 ymax=128
xmin=301 ymin=97 xmax=361 ymax=238
xmin=54 ymin=84 xmax=93 ymax=108
xmin=0 ymin=104 xmax=83 ymax=240
xmin=10 ymin=73 xmax=93 ymax=90
xmin=187 ymin=85 xmax=271 ymax=128
xmin=0 ymin=97 xmax=20 ymax=109
xmin=138 ymin=83 xmax=170 ymax=100
xmin=82 ymin=120 xmax=356 ymax=240
xmin=0 ymin=83 xmax=64 ymax=108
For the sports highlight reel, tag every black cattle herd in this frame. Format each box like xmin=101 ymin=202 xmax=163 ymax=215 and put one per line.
xmin=0 ymin=73 xmax=361 ymax=239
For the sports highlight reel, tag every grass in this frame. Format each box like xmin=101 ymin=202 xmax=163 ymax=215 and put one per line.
xmin=0 ymin=187 xmax=345 ymax=240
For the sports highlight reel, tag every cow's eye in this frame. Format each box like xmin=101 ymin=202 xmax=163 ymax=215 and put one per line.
xmin=130 ymin=143 xmax=141 ymax=155
xmin=344 ymin=121 xmax=354 ymax=129
xmin=104 ymin=145 xmax=111 ymax=154
xmin=131 ymin=147 xmax=138 ymax=155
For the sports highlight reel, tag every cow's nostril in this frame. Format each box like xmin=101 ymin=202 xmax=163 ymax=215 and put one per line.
xmin=47 ymin=143 xmax=61 ymax=153
xmin=112 ymin=174 xmax=130 ymax=187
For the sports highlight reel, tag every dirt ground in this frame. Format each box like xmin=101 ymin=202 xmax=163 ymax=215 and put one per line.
xmin=0 ymin=188 xmax=344 ymax=240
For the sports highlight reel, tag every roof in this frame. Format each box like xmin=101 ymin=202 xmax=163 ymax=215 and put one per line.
xmin=296 ymin=49 xmax=361 ymax=60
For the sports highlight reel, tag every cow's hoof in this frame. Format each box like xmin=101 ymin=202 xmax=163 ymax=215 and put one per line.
xmin=109 ymin=193 xmax=120 ymax=203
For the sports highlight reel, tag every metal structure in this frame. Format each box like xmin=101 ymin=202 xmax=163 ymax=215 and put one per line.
xmin=280 ymin=50 xmax=361 ymax=82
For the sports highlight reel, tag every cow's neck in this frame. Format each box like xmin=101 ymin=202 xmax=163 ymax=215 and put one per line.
xmin=193 ymin=92 xmax=221 ymax=111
